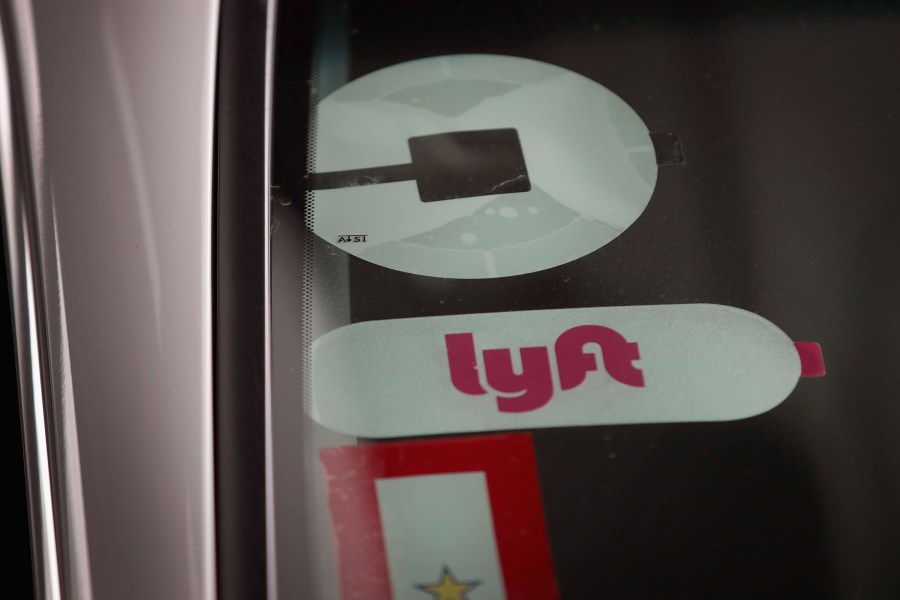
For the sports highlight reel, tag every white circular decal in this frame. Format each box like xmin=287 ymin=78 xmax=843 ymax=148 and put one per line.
xmin=309 ymin=54 xmax=657 ymax=279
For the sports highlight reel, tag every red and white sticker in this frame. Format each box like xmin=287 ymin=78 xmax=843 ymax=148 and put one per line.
xmin=319 ymin=434 xmax=558 ymax=600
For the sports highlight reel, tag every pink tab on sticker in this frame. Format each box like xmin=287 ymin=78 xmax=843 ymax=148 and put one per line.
xmin=794 ymin=342 xmax=826 ymax=377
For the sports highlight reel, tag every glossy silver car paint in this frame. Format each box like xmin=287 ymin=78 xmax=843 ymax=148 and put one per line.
xmin=1 ymin=0 xmax=221 ymax=598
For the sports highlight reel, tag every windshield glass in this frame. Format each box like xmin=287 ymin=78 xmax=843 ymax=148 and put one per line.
xmin=270 ymin=2 xmax=900 ymax=598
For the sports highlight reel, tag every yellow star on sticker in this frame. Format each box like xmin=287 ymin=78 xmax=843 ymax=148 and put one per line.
xmin=415 ymin=566 xmax=480 ymax=600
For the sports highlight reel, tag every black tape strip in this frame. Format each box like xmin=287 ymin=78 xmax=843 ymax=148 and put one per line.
xmin=650 ymin=132 xmax=685 ymax=165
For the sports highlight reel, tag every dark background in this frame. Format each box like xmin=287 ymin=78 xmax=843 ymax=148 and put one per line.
xmin=2 ymin=227 xmax=34 ymax=595
xmin=272 ymin=1 xmax=900 ymax=598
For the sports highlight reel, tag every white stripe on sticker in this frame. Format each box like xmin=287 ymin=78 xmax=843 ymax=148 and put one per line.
xmin=376 ymin=472 xmax=505 ymax=600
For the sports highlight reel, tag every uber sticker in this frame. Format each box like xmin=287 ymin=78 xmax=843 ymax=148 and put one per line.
xmin=310 ymin=304 xmax=824 ymax=438
xmin=308 ymin=54 xmax=658 ymax=278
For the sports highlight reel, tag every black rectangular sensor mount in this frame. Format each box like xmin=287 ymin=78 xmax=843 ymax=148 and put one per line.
xmin=308 ymin=128 xmax=532 ymax=203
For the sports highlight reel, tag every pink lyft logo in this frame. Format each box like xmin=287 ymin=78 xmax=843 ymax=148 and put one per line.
xmin=445 ymin=325 xmax=645 ymax=413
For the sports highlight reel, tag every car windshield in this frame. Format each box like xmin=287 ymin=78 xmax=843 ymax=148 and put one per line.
xmin=269 ymin=2 xmax=900 ymax=598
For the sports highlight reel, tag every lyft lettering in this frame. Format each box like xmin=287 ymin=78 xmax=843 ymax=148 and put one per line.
xmin=445 ymin=325 xmax=644 ymax=413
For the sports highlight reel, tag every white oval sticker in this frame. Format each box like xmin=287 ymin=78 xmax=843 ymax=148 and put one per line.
xmin=309 ymin=54 xmax=657 ymax=278
xmin=310 ymin=304 xmax=822 ymax=438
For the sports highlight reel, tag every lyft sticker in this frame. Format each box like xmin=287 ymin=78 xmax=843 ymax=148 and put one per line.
xmin=310 ymin=304 xmax=824 ymax=438
xmin=446 ymin=325 xmax=644 ymax=413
